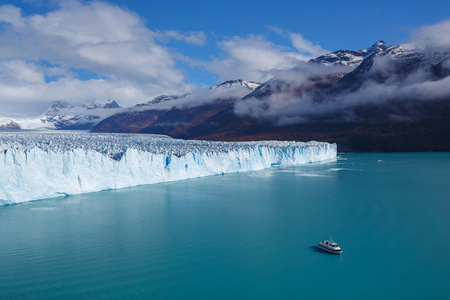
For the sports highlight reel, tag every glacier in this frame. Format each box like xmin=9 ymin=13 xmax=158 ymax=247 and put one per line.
xmin=0 ymin=132 xmax=336 ymax=205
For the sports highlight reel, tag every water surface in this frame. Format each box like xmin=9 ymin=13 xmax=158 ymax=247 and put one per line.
xmin=1 ymin=153 xmax=449 ymax=299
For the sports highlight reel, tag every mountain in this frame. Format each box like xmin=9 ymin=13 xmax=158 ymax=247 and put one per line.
xmin=41 ymin=100 xmax=122 ymax=130
xmin=0 ymin=121 xmax=21 ymax=129
xmin=181 ymin=43 xmax=450 ymax=151
xmin=239 ymin=43 xmax=388 ymax=104
xmin=91 ymin=80 xmax=260 ymax=134
xmin=135 ymin=94 xmax=190 ymax=107
xmin=309 ymin=41 xmax=388 ymax=66
xmin=92 ymin=42 xmax=450 ymax=152
xmin=332 ymin=42 xmax=449 ymax=91
xmin=210 ymin=79 xmax=261 ymax=90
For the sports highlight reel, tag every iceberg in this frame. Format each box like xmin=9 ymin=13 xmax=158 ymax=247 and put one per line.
xmin=0 ymin=132 xmax=336 ymax=205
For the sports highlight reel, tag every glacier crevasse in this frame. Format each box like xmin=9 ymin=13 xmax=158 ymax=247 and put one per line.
xmin=0 ymin=133 xmax=336 ymax=205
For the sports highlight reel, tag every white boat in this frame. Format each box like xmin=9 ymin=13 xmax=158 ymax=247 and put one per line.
xmin=318 ymin=238 xmax=343 ymax=254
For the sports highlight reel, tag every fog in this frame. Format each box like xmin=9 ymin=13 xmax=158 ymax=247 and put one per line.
xmin=232 ymin=21 xmax=450 ymax=125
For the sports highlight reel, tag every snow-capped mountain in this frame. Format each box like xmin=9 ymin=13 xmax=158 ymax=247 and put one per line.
xmin=310 ymin=41 xmax=388 ymax=66
xmin=0 ymin=121 xmax=21 ymax=129
xmin=92 ymin=79 xmax=261 ymax=134
xmin=242 ymin=42 xmax=387 ymax=102
xmin=383 ymin=43 xmax=449 ymax=64
xmin=210 ymin=79 xmax=261 ymax=90
xmin=335 ymin=41 xmax=450 ymax=88
xmin=44 ymin=100 xmax=73 ymax=115
xmin=167 ymin=41 xmax=450 ymax=151
xmin=41 ymin=100 xmax=122 ymax=130
xmin=92 ymin=41 xmax=450 ymax=151
xmin=81 ymin=100 xmax=121 ymax=110
xmin=244 ymin=40 xmax=450 ymax=124
xmin=130 ymin=80 xmax=259 ymax=110
xmin=136 ymin=94 xmax=190 ymax=107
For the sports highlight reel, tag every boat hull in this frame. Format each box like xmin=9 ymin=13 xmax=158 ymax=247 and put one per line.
xmin=318 ymin=244 xmax=343 ymax=254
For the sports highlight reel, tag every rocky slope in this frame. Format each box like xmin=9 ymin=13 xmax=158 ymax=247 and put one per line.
xmin=92 ymin=42 xmax=450 ymax=151
xmin=92 ymin=80 xmax=260 ymax=134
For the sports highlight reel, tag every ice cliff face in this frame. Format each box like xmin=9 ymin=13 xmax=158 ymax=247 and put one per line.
xmin=0 ymin=132 xmax=336 ymax=205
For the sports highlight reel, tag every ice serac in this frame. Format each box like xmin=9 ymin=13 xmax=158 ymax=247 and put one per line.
xmin=0 ymin=132 xmax=336 ymax=205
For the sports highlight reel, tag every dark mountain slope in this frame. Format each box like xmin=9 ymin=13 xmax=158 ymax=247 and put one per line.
xmin=92 ymin=80 xmax=260 ymax=135
xmin=176 ymin=98 xmax=450 ymax=152
xmin=92 ymin=42 xmax=450 ymax=152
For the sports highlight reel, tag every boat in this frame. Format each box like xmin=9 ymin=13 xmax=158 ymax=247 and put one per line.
xmin=318 ymin=237 xmax=343 ymax=254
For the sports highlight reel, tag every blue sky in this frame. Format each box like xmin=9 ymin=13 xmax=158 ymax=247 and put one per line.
xmin=0 ymin=0 xmax=449 ymax=117
xmin=112 ymin=0 xmax=449 ymax=47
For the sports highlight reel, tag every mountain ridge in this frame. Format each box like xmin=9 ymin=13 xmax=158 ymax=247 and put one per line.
xmin=41 ymin=100 xmax=122 ymax=130
xmin=309 ymin=41 xmax=388 ymax=66
xmin=92 ymin=41 xmax=450 ymax=151
xmin=92 ymin=79 xmax=261 ymax=134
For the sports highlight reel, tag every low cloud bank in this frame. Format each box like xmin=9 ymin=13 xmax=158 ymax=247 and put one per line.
xmin=207 ymin=32 xmax=328 ymax=83
xmin=233 ymin=20 xmax=450 ymax=125
xmin=0 ymin=1 xmax=328 ymax=119
xmin=0 ymin=1 xmax=195 ymax=116
xmin=132 ymin=83 xmax=259 ymax=113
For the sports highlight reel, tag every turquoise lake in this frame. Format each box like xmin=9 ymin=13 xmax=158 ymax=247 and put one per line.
xmin=1 ymin=153 xmax=449 ymax=299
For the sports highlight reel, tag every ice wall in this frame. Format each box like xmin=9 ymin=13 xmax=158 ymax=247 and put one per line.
xmin=0 ymin=132 xmax=336 ymax=205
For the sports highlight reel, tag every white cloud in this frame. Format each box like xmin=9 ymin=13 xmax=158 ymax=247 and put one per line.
xmin=157 ymin=84 xmax=255 ymax=110
xmin=1 ymin=1 xmax=185 ymax=84
xmin=0 ymin=5 xmax=25 ymax=28
xmin=289 ymin=33 xmax=328 ymax=57
xmin=267 ymin=26 xmax=328 ymax=58
xmin=154 ymin=30 xmax=207 ymax=46
xmin=0 ymin=73 xmax=162 ymax=117
xmin=0 ymin=60 xmax=44 ymax=83
xmin=231 ymin=20 xmax=450 ymax=126
xmin=0 ymin=0 xmax=193 ymax=117
xmin=411 ymin=20 xmax=450 ymax=50
xmin=208 ymin=35 xmax=311 ymax=82
xmin=207 ymin=28 xmax=329 ymax=83
xmin=234 ymin=51 xmax=450 ymax=126
xmin=0 ymin=1 xmax=331 ymax=119
xmin=233 ymin=62 xmax=350 ymax=123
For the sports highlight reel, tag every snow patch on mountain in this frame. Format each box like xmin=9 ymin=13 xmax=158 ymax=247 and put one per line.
xmin=41 ymin=100 xmax=122 ymax=130
xmin=310 ymin=41 xmax=388 ymax=66
xmin=210 ymin=79 xmax=261 ymax=90
xmin=135 ymin=94 xmax=190 ymax=108
xmin=129 ymin=80 xmax=261 ymax=112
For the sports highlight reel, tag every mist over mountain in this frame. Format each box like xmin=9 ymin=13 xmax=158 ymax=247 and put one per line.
xmin=92 ymin=80 xmax=260 ymax=134
xmin=235 ymin=40 xmax=450 ymax=125
xmin=91 ymin=34 xmax=450 ymax=152
xmin=41 ymin=100 xmax=122 ymax=130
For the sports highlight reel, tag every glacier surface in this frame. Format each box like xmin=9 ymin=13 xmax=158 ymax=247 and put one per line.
xmin=0 ymin=132 xmax=336 ymax=205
